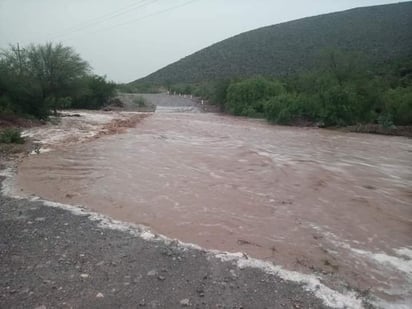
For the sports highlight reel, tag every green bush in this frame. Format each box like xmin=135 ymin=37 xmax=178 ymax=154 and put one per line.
xmin=384 ymin=86 xmax=412 ymax=125
xmin=133 ymin=96 xmax=147 ymax=107
xmin=226 ymin=77 xmax=284 ymax=116
xmin=150 ymin=53 xmax=412 ymax=127
xmin=377 ymin=113 xmax=395 ymax=128
xmin=0 ymin=43 xmax=116 ymax=118
xmin=45 ymin=96 xmax=73 ymax=114
xmin=0 ymin=128 xmax=25 ymax=144
xmin=0 ymin=95 xmax=14 ymax=115
xmin=317 ymin=85 xmax=358 ymax=126
xmin=71 ymin=75 xmax=116 ymax=109
xmin=264 ymin=93 xmax=306 ymax=124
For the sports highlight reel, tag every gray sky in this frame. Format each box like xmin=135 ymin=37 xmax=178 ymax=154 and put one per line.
xmin=0 ymin=0 xmax=406 ymax=83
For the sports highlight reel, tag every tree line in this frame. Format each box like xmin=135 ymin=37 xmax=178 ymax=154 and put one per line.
xmin=0 ymin=43 xmax=116 ymax=119
xmin=167 ymin=50 xmax=412 ymax=127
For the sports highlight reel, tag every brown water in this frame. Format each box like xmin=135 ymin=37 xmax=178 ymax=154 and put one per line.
xmin=16 ymin=105 xmax=412 ymax=305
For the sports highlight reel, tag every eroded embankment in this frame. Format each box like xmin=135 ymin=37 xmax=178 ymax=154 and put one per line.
xmin=4 ymin=104 xmax=412 ymax=308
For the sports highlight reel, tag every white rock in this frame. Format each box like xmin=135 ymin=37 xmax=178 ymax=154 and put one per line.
xmin=180 ymin=298 xmax=190 ymax=307
xmin=147 ymin=269 xmax=157 ymax=276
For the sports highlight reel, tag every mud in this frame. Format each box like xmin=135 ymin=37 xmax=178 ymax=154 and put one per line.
xmin=10 ymin=95 xmax=412 ymax=307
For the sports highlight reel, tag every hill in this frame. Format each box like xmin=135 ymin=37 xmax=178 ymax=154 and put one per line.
xmin=133 ymin=2 xmax=412 ymax=85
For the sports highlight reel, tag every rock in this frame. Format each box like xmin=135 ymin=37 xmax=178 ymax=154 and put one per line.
xmin=147 ymin=269 xmax=157 ymax=276
xmin=139 ymin=299 xmax=146 ymax=306
xmin=149 ymin=300 xmax=160 ymax=308
xmin=196 ymin=287 xmax=205 ymax=297
xmin=180 ymin=298 xmax=190 ymax=307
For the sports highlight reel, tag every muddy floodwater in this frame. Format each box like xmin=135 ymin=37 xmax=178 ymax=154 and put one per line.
xmin=15 ymin=95 xmax=412 ymax=306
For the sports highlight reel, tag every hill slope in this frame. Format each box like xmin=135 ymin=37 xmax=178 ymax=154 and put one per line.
xmin=134 ymin=2 xmax=412 ymax=85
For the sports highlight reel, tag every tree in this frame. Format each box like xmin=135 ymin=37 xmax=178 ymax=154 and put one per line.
xmin=384 ymin=86 xmax=412 ymax=125
xmin=0 ymin=48 xmax=47 ymax=118
xmin=71 ymin=75 xmax=116 ymax=109
xmin=0 ymin=43 xmax=115 ymax=118
xmin=26 ymin=43 xmax=90 ymax=114
xmin=226 ymin=77 xmax=284 ymax=116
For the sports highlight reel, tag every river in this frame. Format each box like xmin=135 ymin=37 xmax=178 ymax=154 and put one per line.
xmin=14 ymin=94 xmax=412 ymax=307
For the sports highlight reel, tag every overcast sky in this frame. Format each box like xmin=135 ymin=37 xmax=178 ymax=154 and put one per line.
xmin=0 ymin=0 xmax=406 ymax=82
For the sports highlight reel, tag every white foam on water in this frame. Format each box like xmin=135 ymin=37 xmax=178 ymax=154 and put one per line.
xmin=309 ymin=224 xmax=412 ymax=308
xmin=20 ymin=110 xmax=140 ymax=153
xmin=375 ymin=299 xmax=412 ymax=309
xmin=395 ymin=248 xmax=412 ymax=260
xmin=215 ymin=252 xmax=364 ymax=309
xmin=351 ymin=248 xmax=412 ymax=275
xmin=310 ymin=224 xmax=412 ymax=276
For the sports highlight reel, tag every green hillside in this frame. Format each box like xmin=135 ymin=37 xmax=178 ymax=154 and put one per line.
xmin=133 ymin=2 xmax=412 ymax=85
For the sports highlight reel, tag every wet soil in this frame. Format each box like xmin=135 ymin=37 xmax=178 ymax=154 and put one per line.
xmin=344 ymin=124 xmax=412 ymax=138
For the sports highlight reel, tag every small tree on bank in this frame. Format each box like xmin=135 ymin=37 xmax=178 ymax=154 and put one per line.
xmin=26 ymin=43 xmax=90 ymax=114
xmin=0 ymin=43 xmax=114 ymax=118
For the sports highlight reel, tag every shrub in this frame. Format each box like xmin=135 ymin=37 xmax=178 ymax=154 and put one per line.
xmin=0 ymin=95 xmax=14 ymax=115
xmin=226 ymin=77 xmax=284 ymax=116
xmin=71 ymin=75 xmax=116 ymax=109
xmin=0 ymin=128 xmax=25 ymax=144
xmin=317 ymin=85 xmax=358 ymax=126
xmin=264 ymin=93 xmax=304 ymax=124
xmin=133 ymin=96 xmax=147 ymax=107
xmin=383 ymin=86 xmax=412 ymax=125
xmin=377 ymin=113 xmax=395 ymax=128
